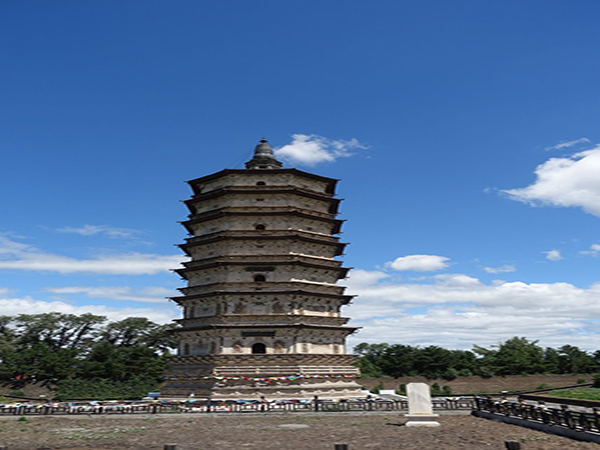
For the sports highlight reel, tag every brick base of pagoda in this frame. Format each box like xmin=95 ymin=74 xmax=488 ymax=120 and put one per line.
xmin=160 ymin=354 xmax=364 ymax=399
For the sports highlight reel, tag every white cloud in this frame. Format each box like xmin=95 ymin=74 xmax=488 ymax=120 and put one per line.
xmin=0 ymin=296 xmax=177 ymax=324
xmin=57 ymin=224 xmax=143 ymax=239
xmin=274 ymin=134 xmax=366 ymax=166
xmin=545 ymin=137 xmax=590 ymax=151
xmin=543 ymin=249 xmax=563 ymax=261
xmin=345 ymin=269 xmax=600 ymax=351
xmin=502 ymin=146 xmax=600 ymax=218
xmin=0 ymin=288 xmax=8 ymax=296
xmin=483 ymin=265 xmax=516 ymax=274
xmin=45 ymin=286 xmax=176 ymax=304
xmin=387 ymin=254 xmax=450 ymax=272
xmin=580 ymin=244 xmax=600 ymax=257
xmin=0 ymin=236 xmax=183 ymax=275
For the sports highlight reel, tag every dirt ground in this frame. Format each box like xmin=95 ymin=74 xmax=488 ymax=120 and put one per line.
xmin=0 ymin=412 xmax=598 ymax=450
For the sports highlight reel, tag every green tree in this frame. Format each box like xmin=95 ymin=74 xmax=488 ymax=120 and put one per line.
xmin=99 ymin=317 xmax=177 ymax=351
xmin=556 ymin=345 xmax=598 ymax=374
xmin=474 ymin=337 xmax=545 ymax=375
xmin=14 ymin=313 xmax=106 ymax=351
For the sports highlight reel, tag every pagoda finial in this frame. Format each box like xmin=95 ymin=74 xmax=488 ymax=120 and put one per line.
xmin=245 ymin=137 xmax=283 ymax=170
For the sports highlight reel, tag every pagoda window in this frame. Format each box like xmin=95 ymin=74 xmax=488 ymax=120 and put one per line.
xmin=254 ymin=274 xmax=266 ymax=282
xmin=255 ymin=224 xmax=266 ymax=230
xmin=252 ymin=343 xmax=267 ymax=354
xmin=256 ymin=181 xmax=266 ymax=186
xmin=183 ymin=343 xmax=190 ymax=355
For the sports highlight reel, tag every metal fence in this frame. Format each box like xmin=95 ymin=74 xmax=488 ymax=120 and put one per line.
xmin=474 ymin=397 xmax=600 ymax=433
xmin=0 ymin=397 xmax=474 ymax=416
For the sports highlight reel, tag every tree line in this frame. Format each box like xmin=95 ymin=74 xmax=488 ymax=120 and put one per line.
xmin=355 ymin=337 xmax=600 ymax=379
xmin=0 ymin=313 xmax=176 ymax=399
xmin=2 ymin=313 xmax=598 ymax=399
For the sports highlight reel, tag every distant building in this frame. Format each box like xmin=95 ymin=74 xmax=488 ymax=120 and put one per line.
xmin=161 ymin=138 xmax=362 ymax=399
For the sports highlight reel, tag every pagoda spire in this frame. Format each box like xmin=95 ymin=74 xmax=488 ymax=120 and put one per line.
xmin=245 ymin=137 xmax=283 ymax=169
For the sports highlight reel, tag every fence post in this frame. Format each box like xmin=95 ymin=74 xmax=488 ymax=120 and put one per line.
xmin=314 ymin=395 xmax=319 ymax=412
xmin=504 ymin=440 xmax=520 ymax=450
xmin=164 ymin=444 xmax=177 ymax=450
xmin=334 ymin=445 xmax=349 ymax=450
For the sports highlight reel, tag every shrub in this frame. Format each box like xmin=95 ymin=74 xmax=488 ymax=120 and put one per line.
xmin=442 ymin=385 xmax=453 ymax=395
xmin=370 ymin=382 xmax=385 ymax=394
xmin=593 ymin=374 xmax=600 ymax=388
xmin=431 ymin=383 xmax=441 ymax=395
xmin=8 ymin=389 xmax=25 ymax=397
xmin=442 ymin=368 xmax=459 ymax=381
xmin=54 ymin=375 xmax=161 ymax=401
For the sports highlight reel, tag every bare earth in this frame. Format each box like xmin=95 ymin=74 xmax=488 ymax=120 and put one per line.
xmin=1 ymin=412 xmax=599 ymax=450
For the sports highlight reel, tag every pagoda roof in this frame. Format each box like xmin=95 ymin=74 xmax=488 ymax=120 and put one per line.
xmin=175 ymin=259 xmax=351 ymax=279
xmin=181 ymin=208 xmax=344 ymax=235
xmin=179 ymin=233 xmax=346 ymax=256
xmin=183 ymin=229 xmax=342 ymax=244
xmin=187 ymin=168 xmax=339 ymax=196
xmin=177 ymin=280 xmax=347 ymax=296
xmin=172 ymin=323 xmax=359 ymax=334
xmin=169 ymin=289 xmax=355 ymax=304
xmin=184 ymin=185 xmax=341 ymax=208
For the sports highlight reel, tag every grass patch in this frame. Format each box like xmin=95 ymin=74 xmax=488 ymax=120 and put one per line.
xmin=546 ymin=387 xmax=600 ymax=401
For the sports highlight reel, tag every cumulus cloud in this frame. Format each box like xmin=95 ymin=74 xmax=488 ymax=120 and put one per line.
xmin=483 ymin=265 xmax=516 ymax=274
xmin=545 ymin=137 xmax=590 ymax=151
xmin=387 ymin=255 xmax=450 ymax=272
xmin=543 ymin=250 xmax=563 ymax=261
xmin=502 ymin=146 xmax=600 ymax=218
xmin=0 ymin=236 xmax=184 ymax=275
xmin=345 ymin=269 xmax=600 ymax=351
xmin=274 ymin=134 xmax=366 ymax=166
xmin=57 ymin=224 xmax=144 ymax=239
xmin=45 ymin=286 xmax=176 ymax=304
xmin=0 ymin=295 xmax=177 ymax=324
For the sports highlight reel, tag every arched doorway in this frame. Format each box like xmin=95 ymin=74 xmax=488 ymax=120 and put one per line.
xmin=251 ymin=342 xmax=266 ymax=354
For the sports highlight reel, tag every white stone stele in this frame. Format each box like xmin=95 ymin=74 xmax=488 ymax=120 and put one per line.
xmin=404 ymin=382 xmax=440 ymax=427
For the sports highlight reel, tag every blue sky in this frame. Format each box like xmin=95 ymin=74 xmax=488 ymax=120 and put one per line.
xmin=1 ymin=1 xmax=600 ymax=351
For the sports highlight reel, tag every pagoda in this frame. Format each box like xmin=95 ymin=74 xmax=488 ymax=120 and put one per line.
xmin=161 ymin=138 xmax=362 ymax=399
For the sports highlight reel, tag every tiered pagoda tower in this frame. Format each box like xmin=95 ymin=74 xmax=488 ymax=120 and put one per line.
xmin=161 ymin=139 xmax=362 ymax=399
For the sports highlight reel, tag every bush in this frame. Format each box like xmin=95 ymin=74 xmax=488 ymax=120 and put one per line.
xmin=370 ymin=382 xmax=385 ymax=394
xmin=477 ymin=368 xmax=495 ymax=379
xmin=442 ymin=385 xmax=453 ymax=395
xmin=397 ymin=383 xmax=406 ymax=395
xmin=8 ymin=389 xmax=25 ymax=397
xmin=431 ymin=383 xmax=441 ymax=395
xmin=442 ymin=368 xmax=459 ymax=381
xmin=53 ymin=375 xmax=161 ymax=401
xmin=593 ymin=374 xmax=600 ymax=388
